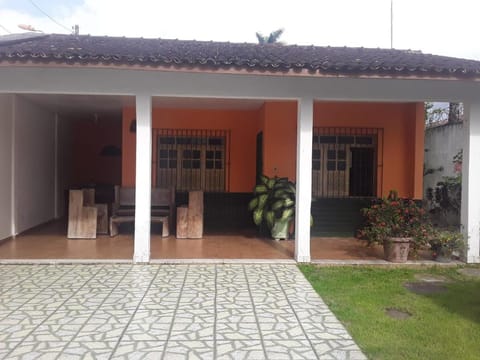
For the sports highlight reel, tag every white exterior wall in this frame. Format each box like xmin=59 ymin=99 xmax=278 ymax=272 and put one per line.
xmin=13 ymin=95 xmax=56 ymax=234
xmin=424 ymin=123 xmax=463 ymax=195
xmin=0 ymin=95 xmax=13 ymax=240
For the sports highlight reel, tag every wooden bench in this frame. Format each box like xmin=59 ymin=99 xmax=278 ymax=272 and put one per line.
xmin=109 ymin=186 xmax=175 ymax=237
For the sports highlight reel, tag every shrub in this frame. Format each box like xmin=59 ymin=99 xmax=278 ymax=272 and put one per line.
xmin=358 ymin=190 xmax=432 ymax=253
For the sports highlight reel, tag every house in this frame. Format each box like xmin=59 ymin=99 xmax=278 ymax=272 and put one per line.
xmin=0 ymin=32 xmax=479 ymax=263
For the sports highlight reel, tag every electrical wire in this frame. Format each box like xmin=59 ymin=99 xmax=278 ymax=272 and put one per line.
xmin=27 ymin=0 xmax=71 ymax=33
xmin=0 ymin=24 xmax=12 ymax=34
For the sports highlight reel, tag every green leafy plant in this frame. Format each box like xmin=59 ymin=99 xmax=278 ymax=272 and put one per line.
xmin=357 ymin=190 xmax=432 ymax=253
xmin=248 ymin=175 xmax=299 ymax=239
xmin=429 ymin=229 xmax=465 ymax=259
xmin=427 ymin=176 xmax=461 ymax=212
xmin=426 ymin=150 xmax=462 ymax=227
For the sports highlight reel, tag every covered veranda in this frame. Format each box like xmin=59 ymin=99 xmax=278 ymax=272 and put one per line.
xmin=0 ymin=91 xmax=428 ymax=263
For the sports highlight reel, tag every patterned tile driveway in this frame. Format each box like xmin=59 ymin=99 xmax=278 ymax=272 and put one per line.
xmin=0 ymin=264 xmax=365 ymax=359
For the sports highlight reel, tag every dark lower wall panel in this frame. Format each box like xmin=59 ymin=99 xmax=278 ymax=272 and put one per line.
xmin=311 ymin=198 xmax=371 ymax=237
xmin=176 ymin=192 xmax=255 ymax=233
xmin=176 ymin=192 xmax=372 ymax=237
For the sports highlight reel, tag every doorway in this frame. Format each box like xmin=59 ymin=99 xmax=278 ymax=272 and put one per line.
xmin=349 ymin=147 xmax=375 ymax=196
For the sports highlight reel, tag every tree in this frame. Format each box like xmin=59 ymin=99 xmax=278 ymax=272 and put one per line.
xmin=425 ymin=102 xmax=434 ymax=124
xmin=425 ymin=102 xmax=463 ymax=126
xmin=448 ymin=102 xmax=462 ymax=123
xmin=425 ymin=102 xmax=448 ymax=125
xmin=255 ymin=28 xmax=285 ymax=44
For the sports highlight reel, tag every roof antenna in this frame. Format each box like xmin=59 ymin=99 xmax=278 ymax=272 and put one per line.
xmin=18 ymin=24 xmax=43 ymax=32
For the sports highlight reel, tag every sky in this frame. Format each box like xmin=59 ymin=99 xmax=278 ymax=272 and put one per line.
xmin=0 ymin=0 xmax=479 ymax=60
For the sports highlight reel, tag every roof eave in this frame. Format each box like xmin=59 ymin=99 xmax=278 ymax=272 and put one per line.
xmin=1 ymin=58 xmax=479 ymax=82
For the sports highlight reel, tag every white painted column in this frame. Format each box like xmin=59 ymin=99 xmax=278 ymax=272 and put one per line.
xmin=295 ymin=97 xmax=313 ymax=262
xmin=461 ymin=102 xmax=480 ymax=263
xmin=11 ymin=95 xmax=16 ymax=236
xmin=133 ymin=95 xmax=153 ymax=263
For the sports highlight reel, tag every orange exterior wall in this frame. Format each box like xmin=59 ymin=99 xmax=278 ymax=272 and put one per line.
xmin=122 ymin=101 xmax=424 ymax=199
xmin=259 ymin=101 xmax=297 ymax=181
xmin=122 ymin=107 xmax=259 ymax=192
xmin=314 ymin=101 xmax=424 ymax=199
xmin=71 ymin=117 xmax=122 ymax=186
xmin=258 ymin=101 xmax=424 ymax=199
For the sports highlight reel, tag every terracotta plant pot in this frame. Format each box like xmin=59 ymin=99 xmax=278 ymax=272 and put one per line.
xmin=384 ymin=237 xmax=411 ymax=263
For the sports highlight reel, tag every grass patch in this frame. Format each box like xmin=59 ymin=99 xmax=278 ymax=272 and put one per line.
xmin=299 ymin=265 xmax=480 ymax=360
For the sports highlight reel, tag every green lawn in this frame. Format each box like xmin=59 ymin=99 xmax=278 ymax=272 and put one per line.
xmin=299 ymin=265 xmax=480 ymax=360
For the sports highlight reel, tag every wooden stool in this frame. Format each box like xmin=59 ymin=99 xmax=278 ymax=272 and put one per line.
xmin=67 ymin=189 xmax=97 ymax=239
xmin=175 ymin=191 xmax=204 ymax=239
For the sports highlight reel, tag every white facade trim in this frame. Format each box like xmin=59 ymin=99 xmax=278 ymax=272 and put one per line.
xmin=0 ymin=67 xmax=479 ymax=103
xmin=133 ymin=95 xmax=152 ymax=263
xmin=295 ymin=98 xmax=313 ymax=262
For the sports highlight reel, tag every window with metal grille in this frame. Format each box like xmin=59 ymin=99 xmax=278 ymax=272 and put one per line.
xmin=312 ymin=127 xmax=383 ymax=198
xmin=154 ymin=129 xmax=230 ymax=192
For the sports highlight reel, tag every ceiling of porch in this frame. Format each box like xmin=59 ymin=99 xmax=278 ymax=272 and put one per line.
xmin=19 ymin=94 xmax=265 ymax=119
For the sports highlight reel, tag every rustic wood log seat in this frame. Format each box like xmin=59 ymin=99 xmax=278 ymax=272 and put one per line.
xmin=67 ymin=189 xmax=98 ymax=239
xmin=109 ymin=186 xmax=175 ymax=237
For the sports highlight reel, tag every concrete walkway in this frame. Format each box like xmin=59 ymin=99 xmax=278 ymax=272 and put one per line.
xmin=0 ymin=264 xmax=365 ymax=359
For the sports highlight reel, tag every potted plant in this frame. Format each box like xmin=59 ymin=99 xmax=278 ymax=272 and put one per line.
xmin=248 ymin=175 xmax=298 ymax=240
xmin=429 ymin=230 xmax=465 ymax=262
xmin=358 ymin=190 xmax=432 ymax=262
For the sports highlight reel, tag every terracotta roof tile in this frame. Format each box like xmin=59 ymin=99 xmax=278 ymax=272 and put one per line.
xmin=1 ymin=33 xmax=480 ymax=78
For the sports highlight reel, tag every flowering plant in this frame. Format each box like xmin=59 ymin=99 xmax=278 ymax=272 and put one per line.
xmin=357 ymin=190 xmax=432 ymax=252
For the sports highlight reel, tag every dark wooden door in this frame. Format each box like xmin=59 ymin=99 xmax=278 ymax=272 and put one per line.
xmin=349 ymin=148 xmax=374 ymax=196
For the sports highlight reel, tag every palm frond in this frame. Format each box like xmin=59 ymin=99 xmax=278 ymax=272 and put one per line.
xmin=255 ymin=32 xmax=266 ymax=44
xmin=267 ymin=28 xmax=284 ymax=44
